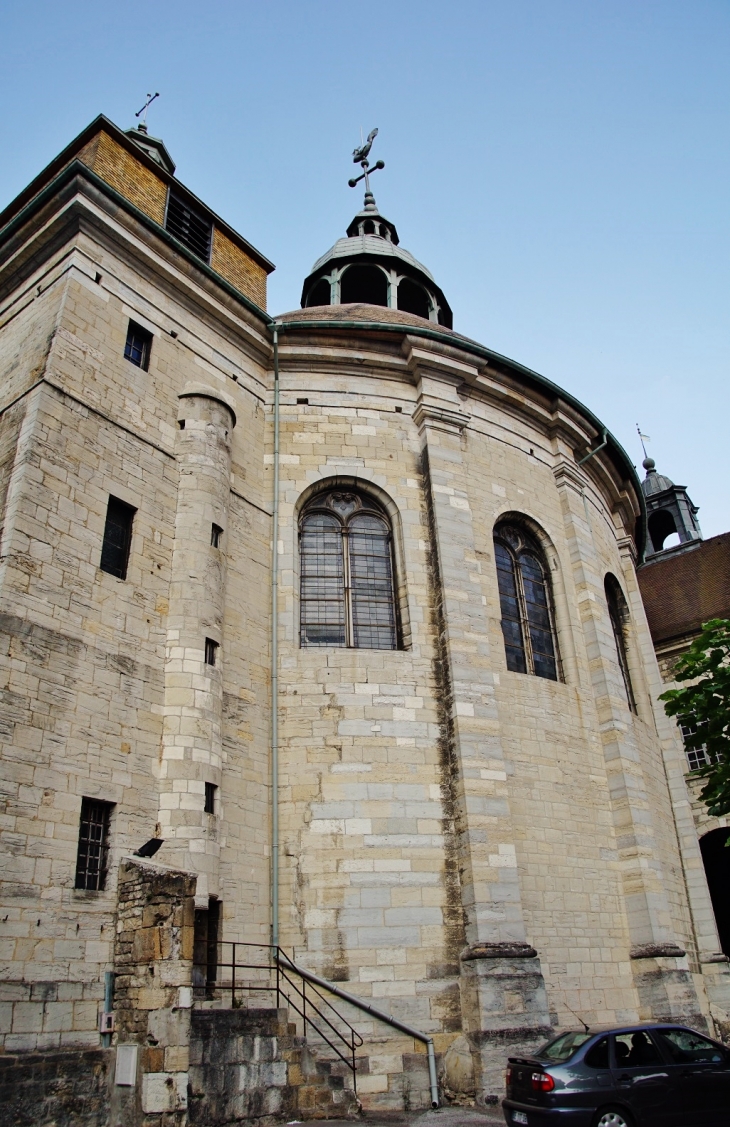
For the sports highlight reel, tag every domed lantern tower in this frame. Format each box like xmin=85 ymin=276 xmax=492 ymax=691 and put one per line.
xmin=641 ymin=456 xmax=702 ymax=555
xmin=300 ymin=129 xmax=452 ymax=327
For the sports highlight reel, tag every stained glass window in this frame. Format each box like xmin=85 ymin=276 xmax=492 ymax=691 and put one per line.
xmin=604 ymin=575 xmax=637 ymax=712
xmin=300 ymin=492 xmax=398 ymax=650
xmin=494 ymin=523 xmax=559 ymax=680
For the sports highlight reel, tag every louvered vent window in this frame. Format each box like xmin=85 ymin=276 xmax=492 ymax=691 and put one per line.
xmin=165 ymin=190 xmax=212 ymax=262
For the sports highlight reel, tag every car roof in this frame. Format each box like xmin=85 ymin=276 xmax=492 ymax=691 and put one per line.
xmin=550 ymin=1023 xmax=697 ymax=1037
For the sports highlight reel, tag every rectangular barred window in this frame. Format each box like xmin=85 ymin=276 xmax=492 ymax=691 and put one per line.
xmin=124 ymin=321 xmax=152 ymax=370
xmin=75 ymin=798 xmax=113 ymax=891
xmin=165 ymin=190 xmax=213 ymax=262
xmin=100 ymin=496 xmax=136 ymax=580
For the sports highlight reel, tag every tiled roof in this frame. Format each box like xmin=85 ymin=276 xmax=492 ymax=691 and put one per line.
xmin=638 ymin=532 xmax=730 ymax=646
xmin=277 ymin=303 xmax=452 ymax=331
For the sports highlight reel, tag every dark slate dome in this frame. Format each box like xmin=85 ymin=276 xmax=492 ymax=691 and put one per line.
xmin=641 ymin=457 xmax=675 ymax=497
xmin=301 ymin=192 xmax=452 ymax=328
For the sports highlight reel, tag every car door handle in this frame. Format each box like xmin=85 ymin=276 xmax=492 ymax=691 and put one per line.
xmin=617 ymin=1074 xmax=632 ymax=1086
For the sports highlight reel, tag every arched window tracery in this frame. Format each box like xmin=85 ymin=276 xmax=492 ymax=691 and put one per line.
xmin=300 ymin=490 xmax=399 ymax=650
xmin=604 ymin=574 xmax=637 ymax=713
xmin=493 ymin=522 xmax=560 ymax=680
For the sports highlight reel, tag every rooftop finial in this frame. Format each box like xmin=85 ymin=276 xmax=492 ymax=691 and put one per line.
xmin=135 ymin=92 xmax=160 ymax=134
xmin=348 ymin=128 xmax=385 ymax=210
xmin=636 ymin=423 xmax=652 ymax=464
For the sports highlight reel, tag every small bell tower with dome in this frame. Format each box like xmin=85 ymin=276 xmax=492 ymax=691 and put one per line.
xmin=300 ymin=129 xmax=453 ymax=327
xmin=642 ymin=456 xmax=702 ymax=555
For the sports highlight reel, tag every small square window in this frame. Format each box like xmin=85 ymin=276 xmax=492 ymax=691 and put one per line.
xmin=204 ymin=783 xmax=217 ymax=815
xmin=124 ymin=321 xmax=152 ymax=370
xmin=205 ymin=638 xmax=218 ymax=666
xmin=100 ymin=496 xmax=136 ymax=580
xmin=211 ymin=524 xmax=222 ymax=548
xmin=680 ymin=723 xmax=719 ymax=773
xmin=75 ymin=798 xmax=113 ymax=891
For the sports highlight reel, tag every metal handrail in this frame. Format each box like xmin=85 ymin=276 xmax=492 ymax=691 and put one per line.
xmin=193 ymin=940 xmax=439 ymax=1108
xmin=193 ymin=941 xmax=363 ymax=1093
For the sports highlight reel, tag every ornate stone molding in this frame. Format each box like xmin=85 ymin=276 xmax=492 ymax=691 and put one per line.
xmin=630 ymin=942 xmax=686 ymax=960
xmin=412 ymin=402 xmax=470 ymax=436
xmin=461 ymin=942 xmax=538 ymax=961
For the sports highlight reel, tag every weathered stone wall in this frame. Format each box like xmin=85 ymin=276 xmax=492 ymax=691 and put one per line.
xmin=0 ymin=1046 xmax=112 ymax=1127
xmin=112 ymin=857 xmax=195 ymax=1126
xmin=270 ymin=322 xmax=715 ymax=1103
xmin=189 ymin=1007 xmax=358 ymax=1124
xmin=1 ymin=133 xmax=726 ymax=1116
xmin=0 ymin=210 xmax=272 ymax=1050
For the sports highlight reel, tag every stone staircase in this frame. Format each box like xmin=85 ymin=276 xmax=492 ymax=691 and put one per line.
xmin=188 ymin=1007 xmax=360 ymax=1125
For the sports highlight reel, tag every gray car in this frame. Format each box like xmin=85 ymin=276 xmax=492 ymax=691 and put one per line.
xmin=503 ymin=1023 xmax=730 ymax=1126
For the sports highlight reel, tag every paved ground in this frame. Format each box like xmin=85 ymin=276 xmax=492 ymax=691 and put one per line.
xmin=285 ymin=1107 xmax=506 ymax=1127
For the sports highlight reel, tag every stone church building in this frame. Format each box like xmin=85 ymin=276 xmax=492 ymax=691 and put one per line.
xmin=0 ymin=115 xmax=728 ymax=1124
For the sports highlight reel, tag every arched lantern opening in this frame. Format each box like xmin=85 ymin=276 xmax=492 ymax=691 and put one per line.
xmin=397 ymin=278 xmax=431 ymax=320
xmin=306 ymin=278 xmax=331 ymax=307
xmin=340 ymin=264 xmax=388 ymax=307
xmin=648 ymin=509 xmax=679 ymax=553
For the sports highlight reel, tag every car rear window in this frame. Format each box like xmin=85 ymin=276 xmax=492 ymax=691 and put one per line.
xmin=537 ymin=1031 xmax=593 ymax=1063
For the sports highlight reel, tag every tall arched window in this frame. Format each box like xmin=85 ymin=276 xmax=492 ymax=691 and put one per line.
xmin=300 ymin=490 xmax=398 ymax=650
xmin=494 ymin=522 xmax=560 ymax=680
xmin=604 ymin=575 xmax=637 ymax=712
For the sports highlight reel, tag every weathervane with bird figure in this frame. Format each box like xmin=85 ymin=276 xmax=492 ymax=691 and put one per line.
xmin=348 ymin=128 xmax=385 ymax=205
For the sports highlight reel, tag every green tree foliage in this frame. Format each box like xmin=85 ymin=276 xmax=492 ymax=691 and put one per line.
xmin=660 ymin=619 xmax=730 ymax=818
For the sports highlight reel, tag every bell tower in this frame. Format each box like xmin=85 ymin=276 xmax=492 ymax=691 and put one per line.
xmin=642 ymin=457 xmax=702 ymax=556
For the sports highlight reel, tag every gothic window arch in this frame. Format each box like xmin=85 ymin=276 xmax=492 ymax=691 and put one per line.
xmin=604 ymin=574 xmax=637 ymax=713
xmin=493 ymin=521 xmax=560 ymax=680
xmin=300 ymin=489 xmax=399 ymax=650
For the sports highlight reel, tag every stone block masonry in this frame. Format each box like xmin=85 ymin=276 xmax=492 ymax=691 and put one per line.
xmin=0 ymin=1047 xmax=113 ymax=1127
xmin=112 ymin=858 xmax=196 ymax=1127
xmin=1 ymin=109 xmax=729 ymax=1119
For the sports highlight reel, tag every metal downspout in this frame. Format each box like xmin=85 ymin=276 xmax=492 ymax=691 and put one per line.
xmin=277 ymin=952 xmax=440 ymax=1107
xmin=577 ymin=429 xmax=608 ymax=465
xmin=271 ymin=325 xmax=280 ymax=948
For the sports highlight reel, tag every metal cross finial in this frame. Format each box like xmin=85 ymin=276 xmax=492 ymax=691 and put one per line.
xmin=135 ymin=92 xmax=160 ymax=131
xmin=348 ymin=128 xmax=385 ymax=206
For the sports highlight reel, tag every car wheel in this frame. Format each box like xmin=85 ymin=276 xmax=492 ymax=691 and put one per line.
xmin=592 ymin=1109 xmax=634 ymax=1127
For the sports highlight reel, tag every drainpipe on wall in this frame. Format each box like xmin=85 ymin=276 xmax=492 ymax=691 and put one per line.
xmin=271 ymin=324 xmax=281 ymax=949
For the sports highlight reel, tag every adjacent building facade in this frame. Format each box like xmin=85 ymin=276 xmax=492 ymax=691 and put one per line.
xmin=637 ymin=467 xmax=730 ymax=971
xmin=0 ymin=115 xmax=728 ymax=1121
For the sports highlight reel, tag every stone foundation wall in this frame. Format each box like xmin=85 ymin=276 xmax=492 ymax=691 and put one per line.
xmin=189 ymin=1007 xmax=358 ymax=1125
xmin=0 ymin=1046 xmax=112 ymax=1127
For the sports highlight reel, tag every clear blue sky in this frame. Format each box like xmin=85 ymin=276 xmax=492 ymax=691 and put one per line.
xmin=2 ymin=1 xmax=728 ymax=537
